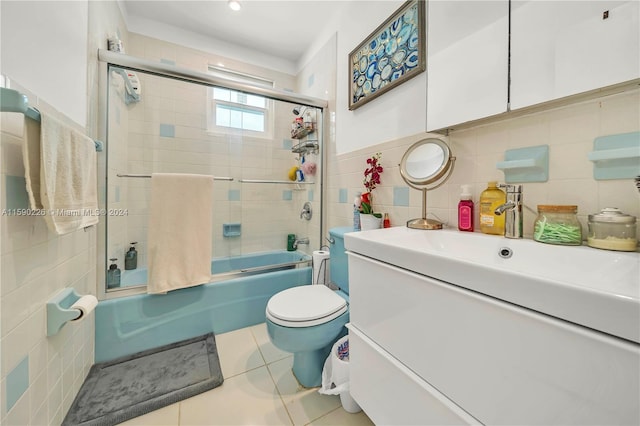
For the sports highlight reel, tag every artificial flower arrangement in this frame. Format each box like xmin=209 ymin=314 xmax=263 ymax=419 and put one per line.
xmin=360 ymin=152 xmax=383 ymax=218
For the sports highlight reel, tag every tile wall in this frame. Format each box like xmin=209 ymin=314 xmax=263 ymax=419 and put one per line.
xmin=0 ymin=84 xmax=96 ymax=426
xmin=103 ymin=34 xmax=324 ymax=280
xmin=328 ymin=89 xmax=640 ymax=240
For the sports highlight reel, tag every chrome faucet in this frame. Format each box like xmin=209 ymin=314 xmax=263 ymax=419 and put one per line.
xmin=293 ymin=237 xmax=309 ymax=249
xmin=494 ymin=184 xmax=523 ymax=239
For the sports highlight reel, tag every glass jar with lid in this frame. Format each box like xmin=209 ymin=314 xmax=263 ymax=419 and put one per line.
xmin=587 ymin=208 xmax=638 ymax=252
xmin=533 ymin=205 xmax=582 ymax=246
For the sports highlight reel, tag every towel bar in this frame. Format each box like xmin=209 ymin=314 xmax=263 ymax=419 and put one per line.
xmin=239 ymin=179 xmax=314 ymax=185
xmin=116 ymin=173 xmax=234 ymax=181
xmin=0 ymin=87 xmax=103 ymax=152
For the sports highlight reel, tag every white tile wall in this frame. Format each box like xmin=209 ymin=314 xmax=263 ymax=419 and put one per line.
xmin=104 ymin=34 xmax=324 ymax=277
xmin=328 ymin=89 xmax=640 ymax=241
xmin=1 ymin=85 xmax=96 ymax=426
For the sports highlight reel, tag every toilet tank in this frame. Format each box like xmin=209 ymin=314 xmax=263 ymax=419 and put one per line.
xmin=329 ymin=227 xmax=353 ymax=294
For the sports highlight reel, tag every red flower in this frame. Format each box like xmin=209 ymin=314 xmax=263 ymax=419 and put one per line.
xmin=363 ymin=152 xmax=383 ymax=193
xmin=361 ymin=153 xmax=383 ymax=215
xmin=361 ymin=192 xmax=371 ymax=204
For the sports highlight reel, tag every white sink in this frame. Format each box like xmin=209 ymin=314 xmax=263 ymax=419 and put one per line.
xmin=345 ymin=227 xmax=640 ymax=343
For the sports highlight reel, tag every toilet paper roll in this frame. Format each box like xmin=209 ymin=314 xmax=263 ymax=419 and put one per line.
xmin=312 ymin=250 xmax=330 ymax=285
xmin=70 ymin=295 xmax=98 ymax=322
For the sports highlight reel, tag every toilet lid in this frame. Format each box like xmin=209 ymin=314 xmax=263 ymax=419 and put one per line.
xmin=266 ymin=285 xmax=348 ymax=327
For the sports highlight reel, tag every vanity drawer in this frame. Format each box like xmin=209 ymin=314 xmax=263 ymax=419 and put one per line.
xmin=348 ymin=252 xmax=640 ymax=425
xmin=347 ymin=325 xmax=480 ymax=425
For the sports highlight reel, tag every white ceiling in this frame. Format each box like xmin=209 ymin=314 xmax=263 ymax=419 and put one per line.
xmin=119 ymin=0 xmax=346 ymax=73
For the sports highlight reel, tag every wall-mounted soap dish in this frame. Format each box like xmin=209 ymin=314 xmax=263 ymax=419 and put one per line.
xmin=223 ymin=223 xmax=241 ymax=237
xmin=588 ymin=131 xmax=640 ymax=180
xmin=496 ymin=145 xmax=549 ymax=183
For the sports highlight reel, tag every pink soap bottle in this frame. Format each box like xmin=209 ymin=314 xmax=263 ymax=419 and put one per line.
xmin=458 ymin=185 xmax=474 ymax=232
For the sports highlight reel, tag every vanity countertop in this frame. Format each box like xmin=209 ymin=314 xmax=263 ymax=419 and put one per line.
xmin=345 ymin=227 xmax=640 ymax=343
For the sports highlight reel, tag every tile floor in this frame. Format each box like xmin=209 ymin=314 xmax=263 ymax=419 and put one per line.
xmin=120 ymin=323 xmax=374 ymax=426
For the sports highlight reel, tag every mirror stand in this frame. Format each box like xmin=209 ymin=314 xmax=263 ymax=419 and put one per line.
xmin=407 ymin=188 xmax=444 ymax=230
xmin=399 ymin=136 xmax=456 ymax=231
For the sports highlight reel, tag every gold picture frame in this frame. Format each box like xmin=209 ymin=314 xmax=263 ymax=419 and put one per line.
xmin=348 ymin=0 xmax=426 ymax=110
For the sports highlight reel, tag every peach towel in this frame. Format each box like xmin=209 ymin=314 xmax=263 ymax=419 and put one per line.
xmin=147 ymin=173 xmax=214 ymax=294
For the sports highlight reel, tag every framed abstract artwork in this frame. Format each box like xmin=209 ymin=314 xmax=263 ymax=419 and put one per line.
xmin=348 ymin=0 xmax=426 ymax=110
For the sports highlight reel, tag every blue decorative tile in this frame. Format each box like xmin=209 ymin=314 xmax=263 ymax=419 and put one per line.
xmin=282 ymin=190 xmax=293 ymax=201
xmin=160 ymin=58 xmax=176 ymax=66
xmin=159 ymin=124 xmax=175 ymax=138
xmin=393 ymin=186 xmax=410 ymax=206
xmin=5 ymin=175 xmax=29 ymax=209
xmin=6 ymin=356 xmax=29 ymax=411
xmin=282 ymin=139 xmax=293 ymax=150
xmin=308 ymin=74 xmax=315 ymax=87
xmin=339 ymin=188 xmax=348 ymax=203
xmin=308 ymin=190 xmax=314 ymax=202
xmin=228 ymin=189 xmax=241 ymax=201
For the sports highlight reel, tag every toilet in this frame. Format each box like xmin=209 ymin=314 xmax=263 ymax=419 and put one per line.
xmin=266 ymin=227 xmax=352 ymax=387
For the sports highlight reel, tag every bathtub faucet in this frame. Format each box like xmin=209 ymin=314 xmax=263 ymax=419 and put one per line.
xmin=300 ymin=202 xmax=312 ymax=220
xmin=293 ymin=237 xmax=309 ymax=249
xmin=494 ymin=184 xmax=523 ymax=239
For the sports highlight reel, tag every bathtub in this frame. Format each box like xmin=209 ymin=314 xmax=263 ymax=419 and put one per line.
xmin=95 ymin=250 xmax=311 ymax=362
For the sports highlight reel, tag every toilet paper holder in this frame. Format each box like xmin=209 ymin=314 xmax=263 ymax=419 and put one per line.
xmin=46 ymin=288 xmax=84 ymax=337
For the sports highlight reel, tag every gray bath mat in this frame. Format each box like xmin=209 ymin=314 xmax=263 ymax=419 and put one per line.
xmin=62 ymin=333 xmax=223 ymax=426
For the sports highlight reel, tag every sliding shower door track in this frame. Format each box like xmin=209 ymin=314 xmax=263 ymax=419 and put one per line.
xmin=98 ymin=49 xmax=328 ymax=109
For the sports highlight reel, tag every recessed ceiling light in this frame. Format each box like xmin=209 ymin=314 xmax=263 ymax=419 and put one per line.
xmin=228 ymin=0 xmax=241 ymax=11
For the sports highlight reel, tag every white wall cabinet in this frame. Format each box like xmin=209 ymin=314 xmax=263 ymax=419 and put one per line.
xmin=427 ymin=0 xmax=640 ymax=131
xmin=511 ymin=1 xmax=640 ymax=110
xmin=426 ymin=1 xmax=509 ymax=131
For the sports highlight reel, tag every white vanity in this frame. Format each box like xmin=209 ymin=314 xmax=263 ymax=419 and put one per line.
xmin=345 ymin=227 xmax=639 ymax=425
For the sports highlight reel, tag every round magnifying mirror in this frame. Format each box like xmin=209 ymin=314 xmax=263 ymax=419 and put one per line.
xmin=399 ymin=137 xmax=455 ymax=230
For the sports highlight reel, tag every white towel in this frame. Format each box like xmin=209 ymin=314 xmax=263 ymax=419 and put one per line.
xmin=147 ymin=173 xmax=214 ymax=294
xmin=22 ymin=116 xmax=42 ymax=210
xmin=38 ymin=113 xmax=99 ymax=234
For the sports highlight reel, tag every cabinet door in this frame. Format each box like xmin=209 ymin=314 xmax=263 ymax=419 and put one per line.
xmin=511 ymin=1 xmax=640 ymax=110
xmin=426 ymin=1 xmax=509 ymax=131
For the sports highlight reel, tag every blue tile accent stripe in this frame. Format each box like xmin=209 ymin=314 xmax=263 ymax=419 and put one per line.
xmin=228 ymin=189 xmax=241 ymax=201
xmin=5 ymin=175 xmax=29 ymax=209
xmin=339 ymin=188 xmax=348 ymax=203
xmin=160 ymin=58 xmax=176 ymax=65
xmin=308 ymin=190 xmax=314 ymax=202
xmin=282 ymin=139 xmax=293 ymax=150
xmin=282 ymin=190 xmax=293 ymax=201
xmin=6 ymin=356 xmax=29 ymax=411
xmin=159 ymin=124 xmax=175 ymax=138
xmin=393 ymin=186 xmax=410 ymax=206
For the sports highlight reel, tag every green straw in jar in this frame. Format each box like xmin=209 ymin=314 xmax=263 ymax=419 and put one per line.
xmin=534 ymin=219 xmax=581 ymax=244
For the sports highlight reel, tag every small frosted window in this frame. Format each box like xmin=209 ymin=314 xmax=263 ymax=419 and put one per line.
xmin=210 ymin=88 xmax=269 ymax=135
